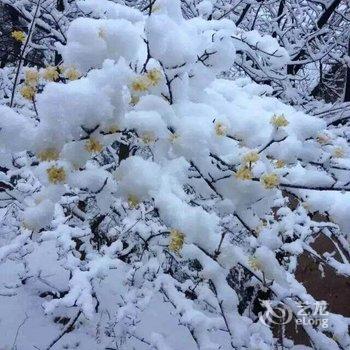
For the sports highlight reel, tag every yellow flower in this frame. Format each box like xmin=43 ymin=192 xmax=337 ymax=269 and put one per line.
xmin=42 ymin=66 xmax=59 ymax=81
xmin=11 ymin=30 xmax=26 ymax=43
xmin=25 ymin=69 xmax=39 ymax=86
xmin=333 ymin=147 xmax=345 ymax=158
xmin=58 ymin=65 xmax=65 ymax=74
xmin=243 ymin=151 xmax=259 ymax=164
xmin=65 ymin=67 xmax=80 ymax=81
xmin=128 ymin=194 xmax=139 ymax=208
xmin=271 ymin=114 xmax=289 ymax=128
xmin=248 ymin=256 xmax=262 ymax=271
xmin=215 ymin=122 xmax=227 ymax=136
xmin=274 ymin=159 xmax=285 ymax=168
xmin=106 ymin=124 xmax=120 ymax=134
xmin=235 ymin=167 xmax=252 ymax=181
xmin=254 ymin=220 xmax=267 ymax=235
xmin=316 ymin=134 xmax=330 ymax=145
xmin=47 ymin=166 xmax=66 ymax=184
xmin=169 ymin=229 xmax=185 ymax=254
xmin=169 ymin=133 xmax=179 ymax=144
xmin=146 ymin=69 xmax=162 ymax=86
xmin=20 ymin=85 xmax=36 ymax=100
xmin=38 ymin=148 xmax=59 ymax=161
xmin=85 ymin=138 xmax=103 ymax=154
xmin=141 ymin=133 xmax=155 ymax=144
xmin=260 ymin=173 xmax=279 ymax=189
xmin=129 ymin=95 xmax=140 ymax=106
xmin=131 ymin=77 xmax=150 ymax=92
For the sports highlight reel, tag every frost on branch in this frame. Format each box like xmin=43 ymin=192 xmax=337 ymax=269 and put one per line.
xmin=1 ymin=0 xmax=350 ymax=349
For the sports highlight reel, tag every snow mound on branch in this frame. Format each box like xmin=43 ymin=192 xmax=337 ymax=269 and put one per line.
xmin=77 ymin=0 xmax=143 ymax=22
xmin=0 ymin=106 xmax=35 ymax=152
xmin=60 ymin=18 xmax=142 ymax=72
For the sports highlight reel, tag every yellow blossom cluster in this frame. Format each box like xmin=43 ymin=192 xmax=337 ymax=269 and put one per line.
xmin=131 ymin=69 xmax=162 ymax=93
xmin=20 ymin=85 xmax=36 ymax=100
xmin=146 ymin=69 xmax=162 ymax=86
xmin=11 ymin=30 xmax=26 ymax=43
xmin=25 ymin=69 xmax=39 ymax=86
xmin=47 ymin=166 xmax=66 ymax=184
xmin=42 ymin=66 xmax=59 ymax=81
xmin=333 ymin=147 xmax=345 ymax=158
xmin=271 ymin=114 xmax=289 ymax=128
xmin=106 ymin=124 xmax=120 ymax=134
xmin=243 ymin=151 xmax=259 ymax=164
xmin=215 ymin=122 xmax=227 ymax=136
xmin=128 ymin=194 xmax=139 ymax=208
xmin=131 ymin=77 xmax=150 ymax=92
xmin=141 ymin=133 xmax=155 ymax=144
xmin=22 ymin=65 xmax=61 ymax=101
xmin=22 ymin=68 xmax=40 ymax=100
xmin=38 ymin=148 xmax=59 ymax=161
xmin=64 ymin=67 xmax=80 ymax=81
xmin=316 ymin=134 xmax=331 ymax=145
xmin=260 ymin=173 xmax=279 ymax=189
xmin=85 ymin=138 xmax=103 ymax=154
xmin=169 ymin=229 xmax=185 ymax=253
xmin=169 ymin=133 xmax=179 ymax=144
xmin=274 ymin=159 xmax=286 ymax=168
xmin=235 ymin=167 xmax=252 ymax=180
xmin=248 ymin=256 xmax=262 ymax=271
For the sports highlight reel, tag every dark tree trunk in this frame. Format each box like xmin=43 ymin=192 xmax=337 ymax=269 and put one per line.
xmin=236 ymin=4 xmax=251 ymax=26
xmin=317 ymin=0 xmax=342 ymax=28
xmin=272 ymin=0 xmax=285 ymax=38
xmin=344 ymin=38 xmax=350 ymax=102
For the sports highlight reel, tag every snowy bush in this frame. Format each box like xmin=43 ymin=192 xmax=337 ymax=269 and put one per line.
xmin=1 ymin=0 xmax=350 ymax=349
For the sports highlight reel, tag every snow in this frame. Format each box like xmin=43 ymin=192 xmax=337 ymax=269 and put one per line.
xmin=0 ymin=106 xmax=35 ymax=152
xmin=1 ymin=0 xmax=350 ymax=348
xmin=116 ymin=156 xmax=161 ymax=200
xmin=59 ymin=18 xmax=143 ymax=73
xmin=77 ymin=0 xmax=143 ymax=23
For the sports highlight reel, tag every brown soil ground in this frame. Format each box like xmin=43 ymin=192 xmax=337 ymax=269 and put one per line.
xmin=284 ymin=234 xmax=350 ymax=346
